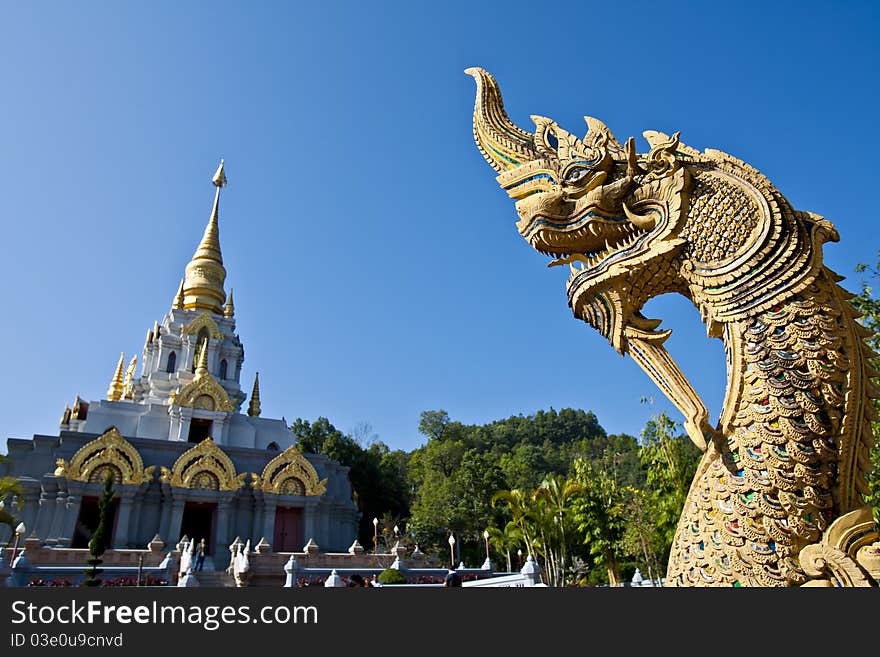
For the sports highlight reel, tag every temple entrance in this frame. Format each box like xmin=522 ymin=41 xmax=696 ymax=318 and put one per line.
xmin=273 ymin=507 xmax=303 ymax=552
xmin=188 ymin=418 xmax=212 ymax=443
xmin=179 ymin=502 xmax=216 ymax=555
xmin=71 ymin=496 xmax=119 ymax=549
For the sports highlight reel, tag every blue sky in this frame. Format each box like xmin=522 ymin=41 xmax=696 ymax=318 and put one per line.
xmin=1 ymin=1 xmax=877 ymax=454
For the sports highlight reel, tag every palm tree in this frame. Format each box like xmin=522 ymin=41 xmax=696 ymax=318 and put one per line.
xmin=487 ymin=521 xmax=522 ymax=572
xmin=490 ymin=488 xmax=538 ymax=561
xmin=534 ymin=473 xmax=584 ymax=586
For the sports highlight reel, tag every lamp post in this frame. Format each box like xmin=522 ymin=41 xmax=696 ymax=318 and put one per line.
xmin=517 ymin=548 xmax=522 ymax=569
xmin=448 ymin=534 xmax=456 ymax=568
xmin=483 ymin=529 xmax=490 ymax=562
xmin=393 ymin=524 xmax=399 ymax=541
xmin=9 ymin=522 xmax=26 ymax=566
xmin=372 ymin=517 xmax=378 ymax=554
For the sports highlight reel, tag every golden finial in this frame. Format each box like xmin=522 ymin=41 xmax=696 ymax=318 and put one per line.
xmin=60 ymin=404 xmax=71 ymax=426
xmin=247 ymin=372 xmax=261 ymax=417
xmin=212 ymin=159 xmax=227 ymax=188
xmin=107 ymin=352 xmax=126 ymax=401
xmin=194 ymin=339 xmax=209 ymax=378
xmin=224 ymin=288 xmax=235 ymax=318
xmin=71 ymin=395 xmax=82 ymax=420
xmin=173 ymin=278 xmax=185 ymax=310
xmin=122 ymin=355 xmax=138 ymax=399
xmin=182 ymin=161 xmax=228 ymax=315
xmin=145 ymin=328 xmax=154 ymax=346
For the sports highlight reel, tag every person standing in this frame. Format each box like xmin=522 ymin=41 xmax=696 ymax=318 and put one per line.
xmin=442 ymin=567 xmax=462 ymax=587
xmin=195 ymin=538 xmax=206 ymax=572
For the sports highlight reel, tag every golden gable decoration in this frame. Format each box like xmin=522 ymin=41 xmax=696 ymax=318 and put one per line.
xmin=253 ymin=446 xmax=327 ymax=496
xmin=159 ymin=437 xmax=246 ymax=491
xmin=54 ymin=427 xmax=155 ymax=486
xmin=169 ymin=372 xmax=234 ymax=412
xmin=183 ymin=312 xmax=223 ymax=340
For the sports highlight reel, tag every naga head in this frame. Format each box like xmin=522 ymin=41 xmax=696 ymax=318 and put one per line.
xmin=466 ymin=68 xmax=690 ymax=352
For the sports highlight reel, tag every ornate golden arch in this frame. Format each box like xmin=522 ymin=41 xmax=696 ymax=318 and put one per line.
xmin=159 ymin=437 xmax=246 ymax=491
xmin=170 ymin=372 xmax=234 ymax=412
xmin=253 ymin=446 xmax=327 ymax=496
xmin=54 ymin=427 xmax=154 ymax=485
xmin=183 ymin=312 xmax=223 ymax=340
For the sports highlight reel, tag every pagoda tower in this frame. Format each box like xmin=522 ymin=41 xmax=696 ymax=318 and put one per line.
xmin=62 ymin=161 xmax=255 ymax=445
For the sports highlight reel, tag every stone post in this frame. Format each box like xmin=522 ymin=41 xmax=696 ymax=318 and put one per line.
xmin=283 ymin=555 xmax=299 ymax=588
xmin=520 ymin=554 xmax=543 ymax=586
xmin=323 ymin=569 xmax=344 ymax=587
xmin=10 ymin=551 xmax=33 ymax=588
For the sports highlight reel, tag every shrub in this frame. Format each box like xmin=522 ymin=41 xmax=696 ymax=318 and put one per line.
xmin=377 ymin=568 xmax=407 ymax=585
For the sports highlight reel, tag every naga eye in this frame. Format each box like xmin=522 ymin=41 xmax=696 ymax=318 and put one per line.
xmin=564 ymin=167 xmax=590 ymax=183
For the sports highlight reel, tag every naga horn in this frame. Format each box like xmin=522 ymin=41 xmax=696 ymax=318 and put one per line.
xmin=465 ymin=67 xmax=538 ymax=173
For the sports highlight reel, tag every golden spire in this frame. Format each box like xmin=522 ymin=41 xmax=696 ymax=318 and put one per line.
xmin=107 ymin=352 xmax=126 ymax=401
xmin=173 ymin=278 xmax=185 ymax=310
xmin=60 ymin=404 xmax=71 ymax=425
xmin=122 ymin=355 xmax=138 ymax=399
xmin=247 ymin=372 xmax=261 ymax=417
xmin=224 ymin=288 xmax=235 ymax=318
xmin=194 ymin=339 xmax=209 ymax=378
xmin=182 ymin=160 xmax=228 ymax=315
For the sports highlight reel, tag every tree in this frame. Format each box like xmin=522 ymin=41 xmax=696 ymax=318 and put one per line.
xmin=533 ymin=473 xmax=584 ymax=586
xmin=570 ymin=458 xmax=627 ymax=586
xmin=486 ymin=521 xmax=522 ymax=572
xmin=291 ymin=417 xmax=411 ymax=547
xmin=490 ymin=488 xmax=539 ymax=565
xmin=853 ymin=253 xmax=880 ymax=525
xmin=0 ymin=455 xmax=23 ymax=538
xmin=638 ymin=411 xmax=701 ymax=560
xmin=620 ymin=486 xmax=666 ymax=585
xmin=83 ymin=472 xmax=115 ymax=587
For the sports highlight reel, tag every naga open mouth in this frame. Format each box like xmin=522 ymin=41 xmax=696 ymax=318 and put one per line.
xmin=520 ymin=206 xmax=657 ymax=280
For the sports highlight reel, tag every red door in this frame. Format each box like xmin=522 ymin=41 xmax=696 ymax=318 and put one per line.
xmin=273 ymin=507 xmax=303 ymax=552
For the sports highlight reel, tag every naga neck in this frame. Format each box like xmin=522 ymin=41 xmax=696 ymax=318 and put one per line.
xmin=677 ymin=166 xmax=839 ymax=336
xmin=714 ymin=270 xmax=870 ymax=517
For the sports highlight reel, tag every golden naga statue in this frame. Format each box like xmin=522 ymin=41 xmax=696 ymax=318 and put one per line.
xmin=466 ymin=67 xmax=880 ymax=587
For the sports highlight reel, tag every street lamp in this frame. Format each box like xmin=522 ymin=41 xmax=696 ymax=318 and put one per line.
xmin=517 ymin=548 xmax=522 ymax=569
xmin=448 ymin=534 xmax=456 ymax=568
xmin=393 ymin=524 xmax=399 ymax=540
xmin=483 ymin=529 xmax=490 ymax=562
xmin=9 ymin=522 xmax=26 ymax=566
xmin=372 ymin=517 xmax=378 ymax=554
